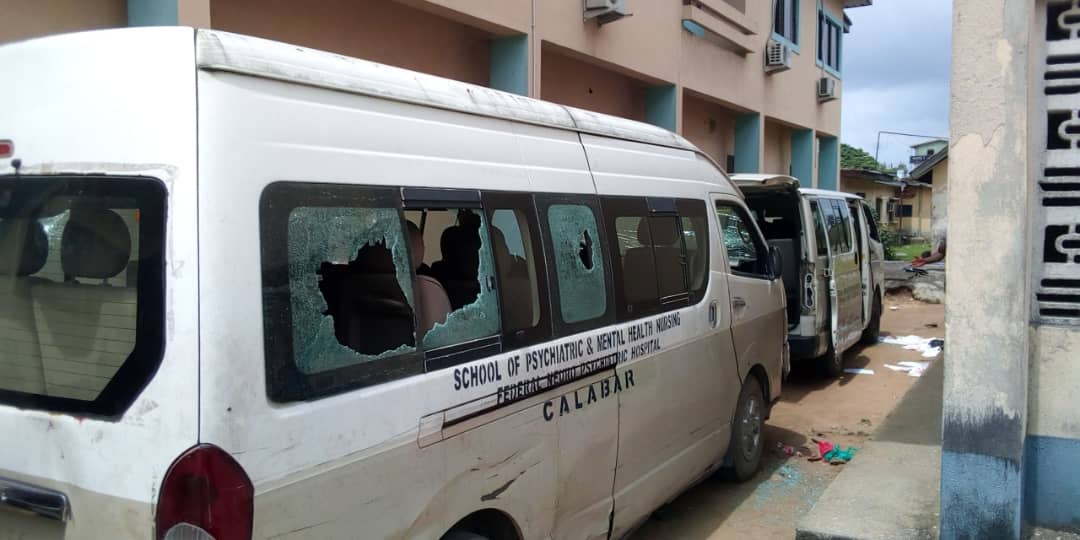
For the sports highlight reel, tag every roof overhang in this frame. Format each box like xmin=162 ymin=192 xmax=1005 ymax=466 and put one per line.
xmin=844 ymin=0 xmax=873 ymax=7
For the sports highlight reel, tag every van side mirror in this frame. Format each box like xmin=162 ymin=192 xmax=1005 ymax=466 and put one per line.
xmin=769 ymin=246 xmax=783 ymax=281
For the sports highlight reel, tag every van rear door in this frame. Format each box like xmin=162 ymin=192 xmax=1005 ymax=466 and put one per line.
xmin=0 ymin=28 xmax=200 ymax=538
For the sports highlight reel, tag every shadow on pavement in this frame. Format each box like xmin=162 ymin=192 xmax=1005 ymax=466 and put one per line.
xmin=633 ymin=425 xmax=816 ymax=539
xmin=777 ymin=344 xmax=874 ymax=404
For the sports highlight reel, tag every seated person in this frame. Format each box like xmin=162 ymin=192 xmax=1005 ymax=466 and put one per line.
xmin=407 ymin=221 xmax=451 ymax=339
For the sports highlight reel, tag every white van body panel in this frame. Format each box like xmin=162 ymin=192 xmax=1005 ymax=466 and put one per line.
xmin=1 ymin=27 xmax=785 ymax=539
xmin=0 ymin=28 xmax=199 ymax=537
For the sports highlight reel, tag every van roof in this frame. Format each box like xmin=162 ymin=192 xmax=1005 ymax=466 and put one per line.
xmin=799 ymin=188 xmax=864 ymax=200
xmin=196 ymin=30 xmax=699 ymax=153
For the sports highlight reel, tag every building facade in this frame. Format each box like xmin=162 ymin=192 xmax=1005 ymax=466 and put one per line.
xmin=944 ymin=0 xmax=1080 ymax=537
xmin=4 ymin=0 xmax=871 ymax=188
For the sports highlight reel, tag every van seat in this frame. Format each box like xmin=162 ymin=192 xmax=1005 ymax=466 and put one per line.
xmin=767 ymin=238 xmax=799 ymax=319
xmin=30 ymin=209 xmax=136 ymax=401
xmin=0 ymin=220 xmax=49 ymax=394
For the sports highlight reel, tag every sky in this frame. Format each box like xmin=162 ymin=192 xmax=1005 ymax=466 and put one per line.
xmin=841 ymin=0 xmax=952 ymax=171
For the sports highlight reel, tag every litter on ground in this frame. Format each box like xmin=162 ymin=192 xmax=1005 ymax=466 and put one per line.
xmin=879 ymin=335 xmax=942 ymax=358
xmin=884 ymin=361 xmax=931 ymax=377
xmin=843 ymin=368 xmax=875 ymax=375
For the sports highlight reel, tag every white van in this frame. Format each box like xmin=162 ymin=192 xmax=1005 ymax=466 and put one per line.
xmin=732 ymin=175 xmax=884 ymax=376
xmin=0 ymin=29 xmax=788 ymax=539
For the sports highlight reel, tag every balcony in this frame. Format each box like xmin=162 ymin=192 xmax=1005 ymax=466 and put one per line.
xmin=681 ymin=0 xmax=756 ymax=55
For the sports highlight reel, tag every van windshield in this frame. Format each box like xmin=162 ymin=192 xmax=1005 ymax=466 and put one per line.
xmin=0 ymin=176 xmax=165 ymax=417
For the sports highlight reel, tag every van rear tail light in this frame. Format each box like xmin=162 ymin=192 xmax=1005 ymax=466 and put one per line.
xmin=156 ymin=444 xmax=253 ymax=540
xmin=0 ymin=140 xmax=12 ymax=158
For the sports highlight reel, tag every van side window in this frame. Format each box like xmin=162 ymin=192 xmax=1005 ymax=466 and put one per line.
xmin=538 ymin=199 xmax=612 ymax=330
xmin=810 ymin=200 xmax=829 ymax=256
xmin=403 ymin=207 xmax=501 ymax=352
xmin=261 ymin=183 xmax=424 ymax=401
xmin=678 ymin=198 xmax=710 ymax=303
xmin=649 ymin=215 xmax=689 ymax=302
xmin=861 ymin=202 xmax=880 ymax=241
xmin=825 ymin=199 xmax=853 ymax=254
xmin=483 ymin=192 xmax=552 ymax=349
xmin=716 ymin=203 xmax=770 ymax=277
xmin=602 ymin=197 xmax=660 ymax=319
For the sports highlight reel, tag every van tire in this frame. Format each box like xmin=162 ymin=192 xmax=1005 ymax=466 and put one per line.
xmin=861 ymin=291 xmax=882 ymax=345
xmin=820 ymin=340 xmax=844 ymax=377
xmin=723 ymin=377 xmax=765 ymax=482
xmin=442 ymin=532 xmax=490 ymax=540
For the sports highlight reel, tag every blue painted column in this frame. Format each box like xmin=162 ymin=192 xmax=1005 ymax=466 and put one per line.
xmin=490 ymin=35 xmax=529 ymax=96
xmin=128 ymin=0 xmax=178 ymax=26
xmin=645 ymin=85 xmax=677 ymax=132
xmin=791 ymin=129 xmax=814 ymax=187
xmin=734 ymin=113 xmax=761 ymax=174
xmin=817 ymin=135 xmax=839 ymax=190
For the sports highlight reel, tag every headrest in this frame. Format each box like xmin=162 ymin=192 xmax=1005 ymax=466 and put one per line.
xmin=650 ymin=219 xmax=679 ymax=245
xmin=61 ymin=209 xmax=132 ymax=280
xmin=0 ymin=220 xmax=48 ymax=276
xmin=636 ymin=218 xmax=653 ymax=246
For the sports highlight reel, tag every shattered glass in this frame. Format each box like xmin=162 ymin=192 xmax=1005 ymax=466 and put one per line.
xmin=422 ymin=211 xmax=501 ymax=350
xmin=548 ymin=204 xmax=606 ymax=323
xmin=287 ymin=207 xmax=416 ymax=374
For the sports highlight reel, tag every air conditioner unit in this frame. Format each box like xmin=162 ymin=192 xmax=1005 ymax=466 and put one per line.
xmin=764 ymin=40 xmax=792 ymax=74
xmin=818 ymin=77 xmax=838 ymax=101
xmin=584 ymin=0 xmax=629 ymax=24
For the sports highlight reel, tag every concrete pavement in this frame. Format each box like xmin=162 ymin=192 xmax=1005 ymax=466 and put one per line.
xmin=795 ymin=353 xmax=944 ymax=540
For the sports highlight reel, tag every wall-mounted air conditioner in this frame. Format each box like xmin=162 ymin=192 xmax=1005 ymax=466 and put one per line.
xmin=764 ymin=40 xmax=792 ymax=74
xmin=818 ymin=77 xmax=839 ymax=101
xmin=584 ymin=0 xmax=629 ymax=25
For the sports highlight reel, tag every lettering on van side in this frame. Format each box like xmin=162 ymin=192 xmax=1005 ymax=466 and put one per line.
xmin=542 ymin=369 xmax=636 ymax=421
xmin=452 ymin=311 xmax=681 ymax=408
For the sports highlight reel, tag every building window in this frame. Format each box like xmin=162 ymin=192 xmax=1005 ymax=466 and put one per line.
xmin=900 ymin=204 xmax=914 ymax=218
xmin=817 ymin=7 xmax=842 ymax=75
xmin=773 ymin=0 xmax=800 ymax=50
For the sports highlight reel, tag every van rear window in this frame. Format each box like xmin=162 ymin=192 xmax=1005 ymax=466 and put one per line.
xmin=0 ymin=177 xmax=165 ymax=417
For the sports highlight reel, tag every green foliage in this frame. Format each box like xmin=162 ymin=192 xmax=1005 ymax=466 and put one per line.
xmin=841 ymin=144 xmax=896 ymax=175
xmin=868 ymin=207 xmax=902 ymax=260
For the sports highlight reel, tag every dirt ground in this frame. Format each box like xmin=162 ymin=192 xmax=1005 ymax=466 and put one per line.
xmin=631 ymin=292 xmax=946 ymax=540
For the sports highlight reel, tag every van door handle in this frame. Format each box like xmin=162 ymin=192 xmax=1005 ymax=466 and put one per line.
xmin=732 ymin=297 xmax=747 ymax=309
xmin=708 ymin=300 xmax=718 ymax=328
xmin=0 ymin=477 xmax=71 ymax=522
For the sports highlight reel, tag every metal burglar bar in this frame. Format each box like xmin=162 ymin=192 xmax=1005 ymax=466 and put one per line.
xmin=1035 ymin=0 xmax=1080 ymax=325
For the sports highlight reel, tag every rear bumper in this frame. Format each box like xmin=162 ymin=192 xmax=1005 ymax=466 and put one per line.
xmin=789 ymin=334 xmax=822 ymax=359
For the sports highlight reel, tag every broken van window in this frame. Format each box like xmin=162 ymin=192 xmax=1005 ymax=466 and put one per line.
xmin=419 ymin=209 xmax=501 ymax=351
xmin=288 ymin=207 xmax=416 ymax=374
xmin=548 ymin=204 xmax=606 ymax=324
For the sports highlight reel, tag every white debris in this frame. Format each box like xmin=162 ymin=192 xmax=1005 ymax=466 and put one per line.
xmin=879 ymin=335 xmax=942 ymax=358
xmin=844 ymin=368 xmax=876 ymax=375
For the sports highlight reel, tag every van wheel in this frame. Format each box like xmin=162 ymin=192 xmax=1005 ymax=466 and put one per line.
xmin=442 ymin=531 xmax=490 ymax=540
xmin=861 ymin=291 xmax=882 ymax=345
xmin=820 ymin=340 xmax=844 ymax=377
xmin=723 ymin=377 xmax=765 ymax=482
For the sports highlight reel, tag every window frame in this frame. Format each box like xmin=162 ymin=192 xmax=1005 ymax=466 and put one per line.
xmin=601 ymin=196 xmax=662 ymax=321
xmin=260 ymin=182 xmax=426 ymax=402
xmin=534 ymin=193 xmax=615 ymax=337
xmin=0 ymin=175 xmax=167 ymax=419
xmin=401 ymin=188 xmax=504 ymax=371
xmin=715 ymin=201 xmax=773 ymax=280
xmin=860 ymin=201 xmax=881 ymax=242
xmin=773 ymin=0 xmax=801 ymax=53
xmin=676 ymin=198 xmax=710 ymax=305
xmin=481 ymin=191 xmax=553 ymax=351
xmin=816 ymin=4 xmax=843 ymax=77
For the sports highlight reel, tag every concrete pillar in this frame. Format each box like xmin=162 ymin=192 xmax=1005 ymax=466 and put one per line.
xmin=817 ymin=135 xmax=839 ymax=190
xmin=734 ymin=113 xmax=762 ymax=174
xmin=791 ymin=128 xmax=815 ymax=187
xmin=490 ymin=35 xmax=529 ymax=96
xmin=940 ymin=0 xmax=1034 ymax=538
xmin=127 ymin=0 xmax=177 ymax=26
xmin=646 ymin=85 xmax=678 ymax=132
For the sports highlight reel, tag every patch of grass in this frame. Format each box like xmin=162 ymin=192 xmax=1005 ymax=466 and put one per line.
xmin=889 ymin=242 xmax=932 ymax=261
